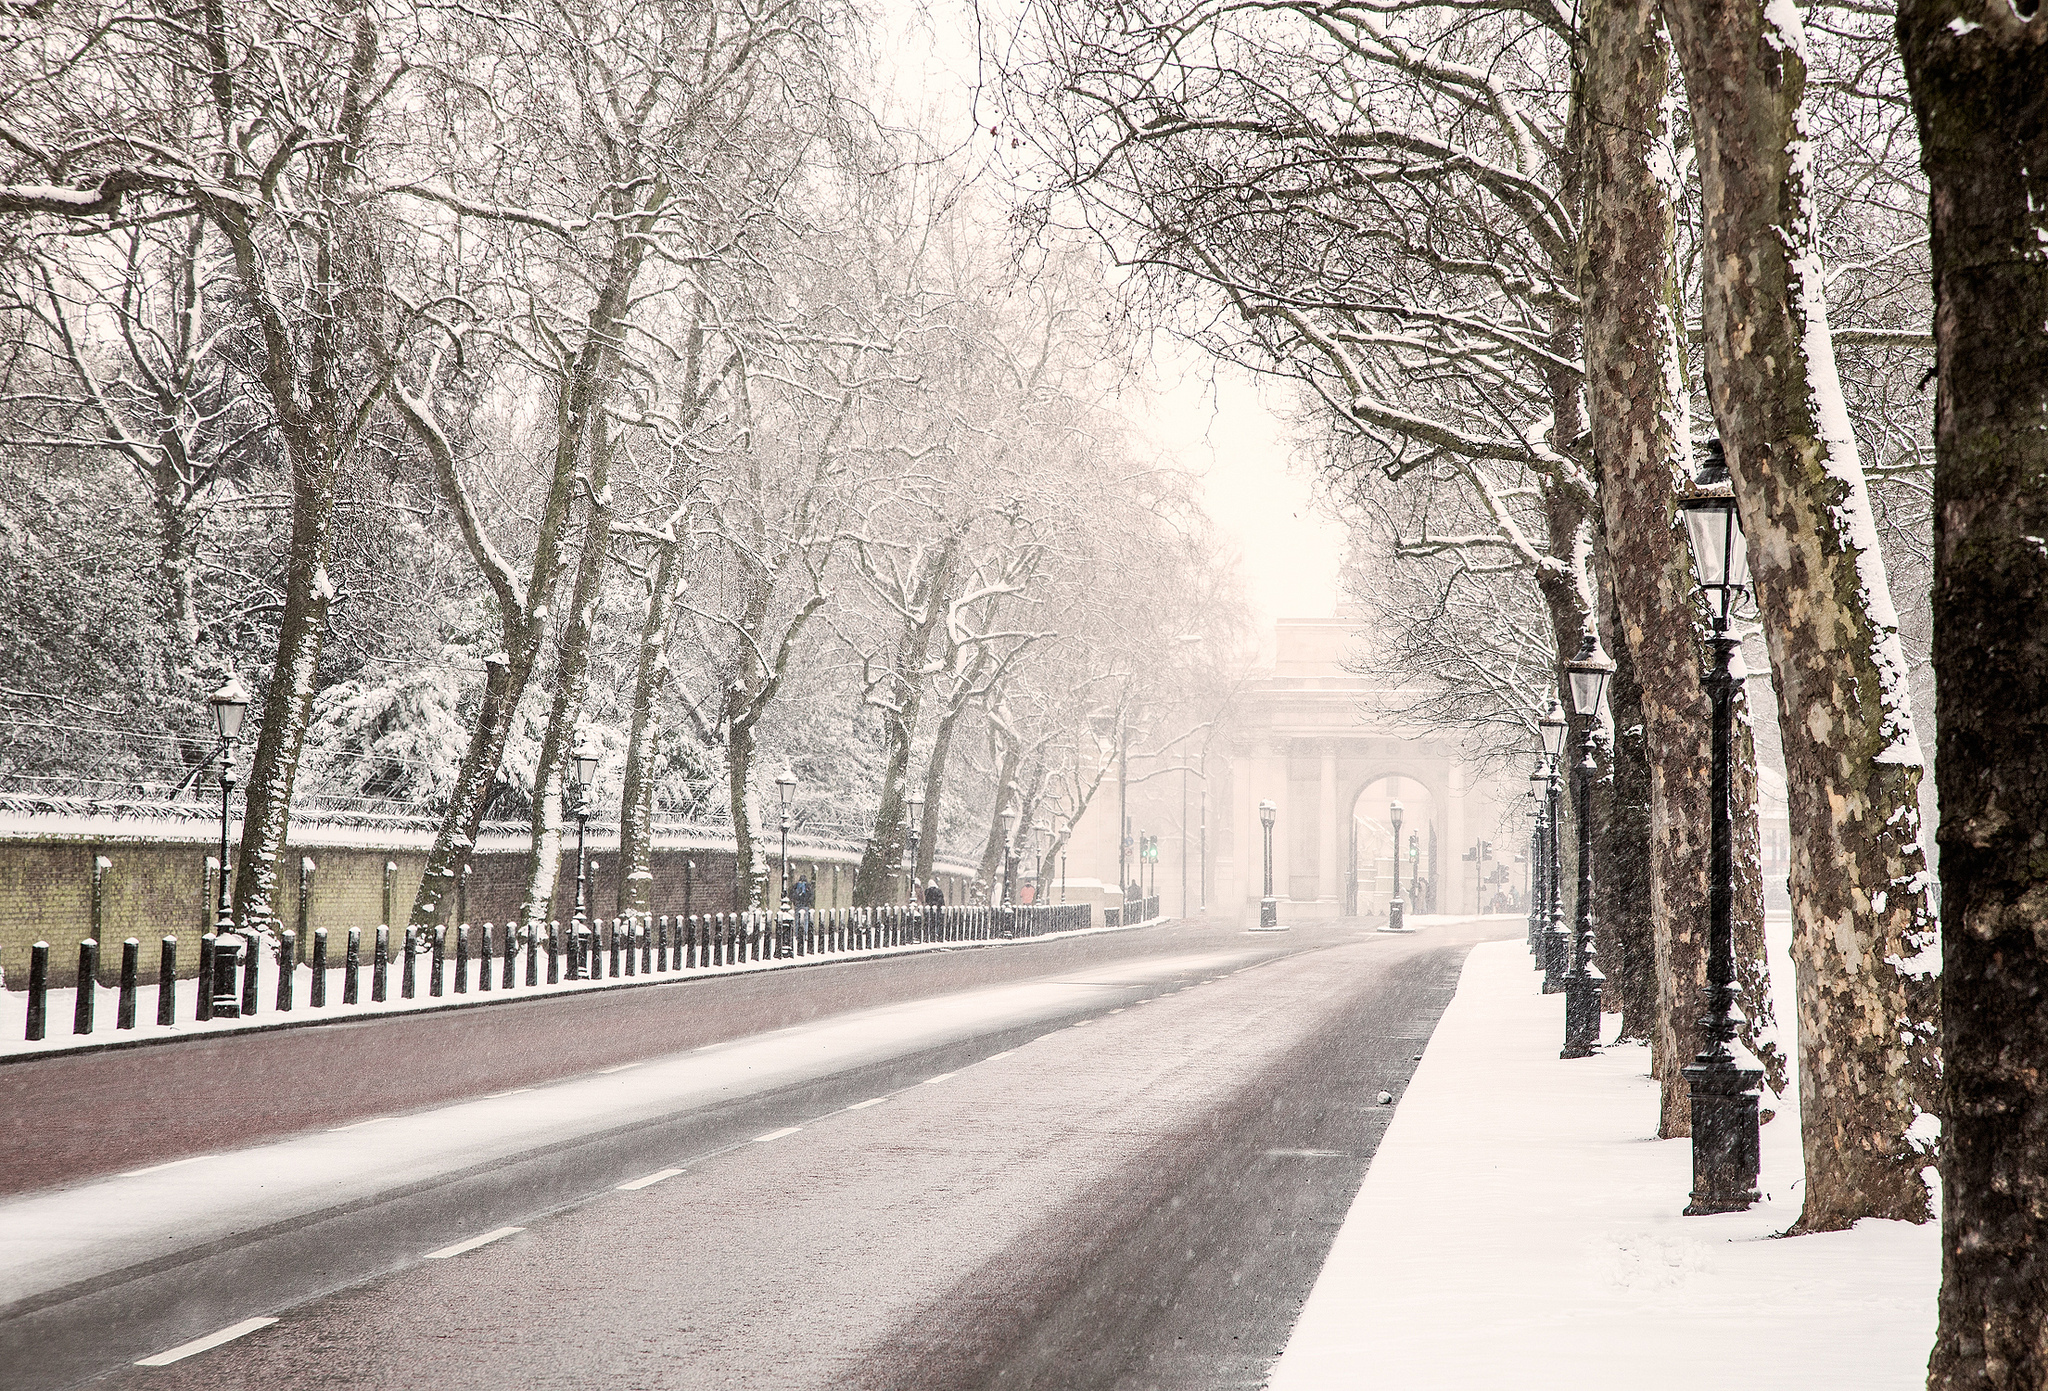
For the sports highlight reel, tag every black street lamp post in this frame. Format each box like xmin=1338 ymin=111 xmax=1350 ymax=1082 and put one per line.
xmin=1677 ymin=439 xmax=1764 ymax=1214
xmin=1055 ymin=814 xmax=1069 ymax=904
xmin=1258 ymin=798 xmax=1278 ymax=929
xmin=776 ymin=765 xmax=798 ymax=956
xmin=905 ymin=786 xmax=924 ymax=905
xmin=1525 ymin=775 xmax=1546 ymax=959
xmin=1407 ymin=830 xmax=1420 ymax=904
xmin=776 ymin=765 xmax=798 ymax=908
xmin=1562 ymin=633 xmax=1614 ymax=1059
xmin=206 ymin=677 xmax=250 ymax=1019
xmin=1000 ymin=806 xmax=1019 ymax=908
xmin=569 ymin=747 xmax=597 ymax=979
xmin=1382 ymin=800 xmax=1411 ymax=933
xmin=1538 ymin=699 xmax=1570 ymax=992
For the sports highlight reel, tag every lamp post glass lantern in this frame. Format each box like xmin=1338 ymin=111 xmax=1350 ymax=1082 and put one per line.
xmin=1560 ymin=632 xmax=1613 ymax=1059
xmin=1258 ymin=799 xmax=1278 ymax=928
xmin=1677 ymin=437 xmax=1764 ymax=1214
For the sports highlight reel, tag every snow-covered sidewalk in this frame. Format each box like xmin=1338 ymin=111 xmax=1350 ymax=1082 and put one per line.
xmin=1266 ymin=939 xmax=1939 ymax=1390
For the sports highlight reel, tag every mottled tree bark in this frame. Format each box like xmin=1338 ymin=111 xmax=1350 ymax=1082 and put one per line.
xmin=1666 ymin=0 xmax=1941 ymax=1229
xmin=1579 ymin=0 xmax=1779 ymax=1134
xmin=1897 ymin=2 xmax=2048 ymax=1383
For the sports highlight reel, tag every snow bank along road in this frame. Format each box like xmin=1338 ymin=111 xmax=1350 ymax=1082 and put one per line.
xmin=2 ymin=914 xmax=1513 ymax=1390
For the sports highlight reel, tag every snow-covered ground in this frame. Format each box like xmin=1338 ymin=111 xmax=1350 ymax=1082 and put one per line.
xmin=1266 ymin=937 xmax=1940 ymax=1390
xmin=0 ymin=915 xmax=1153 ymax=1060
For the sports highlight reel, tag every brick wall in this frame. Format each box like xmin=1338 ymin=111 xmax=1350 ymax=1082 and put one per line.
xmin=1 ymin=821 xmax=975 ymax=988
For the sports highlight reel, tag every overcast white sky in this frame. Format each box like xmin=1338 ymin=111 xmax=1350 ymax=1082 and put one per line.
xmin=872 ymin=0 xmax=1350 ymax=637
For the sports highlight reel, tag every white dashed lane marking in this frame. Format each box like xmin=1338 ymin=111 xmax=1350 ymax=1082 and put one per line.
xmin=752 ymin=1126 xmax=802 ymax=1143
xmin=136 ymin=1317 xmax=278 ymax=1366
xmin=617 ymin=1168 xmax=684 ymax=1191
xmin=423 ymin=1226 xmax=524 ymax=1260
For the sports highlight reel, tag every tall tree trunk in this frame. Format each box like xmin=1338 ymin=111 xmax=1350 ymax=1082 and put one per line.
xmin=619 ymin=540 xmax=681 ymax=918
xmin=1897 ymin=3 xmax=2048 ymax=1383
xmin=231 ymin=458 xmax=342 ymax=933
xmin=974 ymin=743 xmax=1025 ymax=901
xmin=1578 ymin=0 xmax=1779 ymax=1133
xmin=518 ymin=431 xmax=619 ymax=931
xmin=914 ymin=700 xmax=962 ymax=887
xmin=1666 ymin=0 xmax=1942 ymax=1229
xmin=1594 ymin=602 xmax=1658 ymax=1044
xmin=726 ymin=711 xmax=765 ymax=910
xmin=854 ymin=543 xmax=956 ymax=906
xmin=224 ymin=10 xmax=386 ymax=936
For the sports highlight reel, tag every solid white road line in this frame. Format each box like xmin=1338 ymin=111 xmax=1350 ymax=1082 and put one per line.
xmin=752 ymin=1126 xmax=802 ymax=1143
xmin=617 ymin=1167 xmax=684 ymax=1191
xmin=983 ymin=1050 xmax=1015 ymax=1062
xmin=596 ymin=1063 xmax=641 ymax=1074
xmin=327 ymin=1116 xmax=394 ymax=1133
xmin=135 ymin=1317 xmax=278 ymax=1366
xmin=481 ymin=1087 xmax=533 ymax=1100
xmin=423 ymin=1226 xmax=524 ymax=1260
xmin=922 ymin=1072 xmax=957 ymax=1085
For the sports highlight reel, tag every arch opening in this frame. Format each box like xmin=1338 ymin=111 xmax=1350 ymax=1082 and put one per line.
xmin=1348 ymin=775 xmax=1439 ymax=918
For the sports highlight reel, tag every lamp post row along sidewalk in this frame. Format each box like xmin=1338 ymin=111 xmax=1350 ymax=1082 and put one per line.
xmin=1521 ymin=436 xmax=1762 ymax=1217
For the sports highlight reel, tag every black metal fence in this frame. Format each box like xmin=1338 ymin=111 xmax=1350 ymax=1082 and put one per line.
xmin=1103 ymin=895 xmax=1161 ymax=929
xmin=19 ymin=901 xmax=1097 ymax=1043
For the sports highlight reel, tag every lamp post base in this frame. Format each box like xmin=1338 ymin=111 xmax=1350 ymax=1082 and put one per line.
xmin=1561 ymin=969 xmax=1604 ymax=1057
xmin=1680 ymin=1059 xmax=1764 ymax=1215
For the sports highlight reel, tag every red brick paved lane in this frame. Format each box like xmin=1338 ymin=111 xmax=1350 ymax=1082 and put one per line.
xmin=1 ymin=921 xmax=1270 ymax=1197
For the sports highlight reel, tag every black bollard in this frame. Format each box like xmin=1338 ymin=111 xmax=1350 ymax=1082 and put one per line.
xmin=546 ymin=920 xmax=560 ymax=985
xmin=74 ymin=938 xmax=98 ymax=1035
xmin=240 ymin=929 xmax=258 ymax=1017
xmin=641 ymin=919 xmax=652 ymax=974
xmin=26 ymin=941 xmax=48 ymax=1041
xmin=608 ymin=918 xmax=621 ymax=978
xmin=623 ymin=919 xmax=636 ymax=977
xmin=196 ymin=934 xmax=215 ymax=1022
xmin=431 ymin=926 xmax=446 ymax=997
xmin=311 ymin=928 xmax=328 ymax=1007
xmin=402 ymin=927 xmax=417 ymax=999
xmin=370 ymin=925 xmax=386 ymax=1002
xmin=527 ymin=922 xmax=539 ymax=988
xmin=211 ymin=934 xmax=242 ymax=1019
xmin=157 ymin=936 xmax=177 ymax=1026
xmin=454 ymin=924 xmax=468 ymax=994
xmin=505 ymin=923 xmax=518 ymax=989
xmin=118 ymin=938 xmax=139 ymax=1029
xmin=478 ymin=922 xmax=493 ymax=992
xmin=277 ymin=929 xmax=295 ymax=1011
xmin=656 ymin=916 xmax=667 ymax=972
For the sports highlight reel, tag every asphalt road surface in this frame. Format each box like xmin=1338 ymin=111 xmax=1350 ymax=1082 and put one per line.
xmin=2 ymin=913 xmax=1514 ymax=1390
